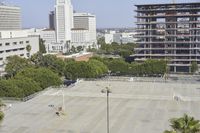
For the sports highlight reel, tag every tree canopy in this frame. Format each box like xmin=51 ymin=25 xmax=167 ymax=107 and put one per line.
xmin=5 ymin=55 xmax=33 ymax=77
xmin=15 ymin=68 xmax=62 ymax=89
xmin=164 ymin=114 xmax=200 ymax=133
xmin=91 ymin=56 xmax=167 ymax=76
xmin=31 ymin=53 xmax=65 ymax=76
xmin=39 ymin=39 xmax=46 ymax=53
xmin=64 ymin=59 xmax=108 ymax=80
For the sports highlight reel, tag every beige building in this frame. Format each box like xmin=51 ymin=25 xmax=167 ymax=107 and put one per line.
xmin=0 ymin=4 xmax=21 ymax=30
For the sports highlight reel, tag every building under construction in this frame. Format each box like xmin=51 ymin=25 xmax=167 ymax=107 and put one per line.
xmin=135 ymin=2 xmax=200 ymax=73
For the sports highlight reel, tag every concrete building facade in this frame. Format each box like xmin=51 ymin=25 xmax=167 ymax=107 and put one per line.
xmin=73 ymin=13 xmax=97 ymax=47
xmin=71 ymin=29 xmax=91 ymax=48
xmin=105 ymin=31 xmax=136 ymax=44
xmin=0 ymin=36 xmax=39 ymax=74
xmin=55 ymin=0 xmax=73 ymax=43
xmin=0 ymin=4 xmax=21 ymax=30
xmin=135 ymin=2 xmax=200 ymax=73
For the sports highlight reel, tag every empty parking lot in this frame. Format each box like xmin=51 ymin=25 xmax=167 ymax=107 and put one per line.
xmin=1 ymin=79 xmax=200 ymax=133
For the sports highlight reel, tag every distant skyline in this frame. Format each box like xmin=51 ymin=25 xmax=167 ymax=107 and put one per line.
xmin=4 ymin=0 xmax=200 ymax=28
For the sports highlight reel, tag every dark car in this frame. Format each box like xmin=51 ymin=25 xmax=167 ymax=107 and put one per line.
xmin=63 ymin=80 xmax=76 ymax=86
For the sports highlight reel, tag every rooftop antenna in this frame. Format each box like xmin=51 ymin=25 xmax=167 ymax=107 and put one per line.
xmin=172 ymin=0 xmax=176 ymax=4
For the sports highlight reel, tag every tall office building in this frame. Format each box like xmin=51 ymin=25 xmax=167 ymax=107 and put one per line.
xmin=135 ymin=2 xmax=200 ymax=73
xmin=74 ymin=13 xmax=97 ymax=42
xmin=0 ymin=3 xmax=21 ymax=30
xmin=49 ymin=11 xmax=55 ymax=30
xmin=55 ymin=0 xmax=73 ymax=43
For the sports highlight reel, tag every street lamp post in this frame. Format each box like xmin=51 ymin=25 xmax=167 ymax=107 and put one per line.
xmin=101 ymin=87 xmax=112 ymax=133
xmin=62 ymin=90 xmax=65 ymax=112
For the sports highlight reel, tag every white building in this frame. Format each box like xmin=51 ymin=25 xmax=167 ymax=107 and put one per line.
xmin=48 ymin=42 xmax=69 ymax=53
xmin=39 ymin=29 xmax=56 ymax=51
xmin=0 ymin=36 xmax=39 ymax=74
xmin=0 ymin=3 xmax=21 ymax=30
xmin=72 ymin=13 xmax=97 ymax=47
xmin=55 ymin=0 xmax=73 ymax=43
xmin=105 ymin=31 xmax=136 ymax=44
xmin=71 ymin=29 xmax=90 ymax=48
xmin=105 ymin=34 xmax=114 ymax=44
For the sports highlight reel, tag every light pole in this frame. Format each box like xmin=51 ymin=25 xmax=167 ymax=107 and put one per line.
xmin=62 ymin=90 xmax=65 ymax=112
xmin=101 ymin=87 xmax=112 ymax=133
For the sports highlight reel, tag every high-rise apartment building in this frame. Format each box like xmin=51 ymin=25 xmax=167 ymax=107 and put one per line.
xmin=0 ymin=3 xmax=21 ymax=30
xmin=55 ymin=0 xmax=73 ymax=43
xmin=73 ymin=13 xmax=97 ymax=43
xmin=49 ymin=11 xmax=55 ymax=30
xmin=135 ymin=2 xmax=200 ymax=73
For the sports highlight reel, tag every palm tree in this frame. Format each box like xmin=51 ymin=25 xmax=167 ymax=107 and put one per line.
xmin=164 ymin=114 xmax=200 ymax=133
xmin=26 ymin=45 xmax=32 ymax=58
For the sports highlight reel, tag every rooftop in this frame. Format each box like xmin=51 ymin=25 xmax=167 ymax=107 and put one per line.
xmin=135 ymin=2 xmax=200 ymax=7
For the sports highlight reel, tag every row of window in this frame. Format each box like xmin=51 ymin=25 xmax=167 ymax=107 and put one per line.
xmin=0 ymin=48 xmax=25 ymax=54
xmin=0 ymin=41 xmax=29 ymax=46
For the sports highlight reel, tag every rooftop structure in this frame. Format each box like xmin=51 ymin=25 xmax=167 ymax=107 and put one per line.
xmin=134 ymin=2 xmax=200 ymax=73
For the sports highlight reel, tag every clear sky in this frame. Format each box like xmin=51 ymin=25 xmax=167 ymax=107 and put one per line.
xmin=4 ymin=0 xmax=200 ymax=28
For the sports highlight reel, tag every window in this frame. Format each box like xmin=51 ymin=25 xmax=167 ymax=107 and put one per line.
xmin=26 ymin=41 xmax=29 ymax=44
xmin=5 ymin=43 xmax=10 ymax=46
xmin=19 ymin=48 xmax=25 ymax=50
xmin=13 ymin=49 xmax=18 ymax=51
xmin=19 ymin=41 xmax=23 ymax=44
xmin=13 ymin=42 xmax=17 ymax=45
xmin=6 ymin=50 xmax=11 ymax=53
xmin=0 ymin=43 xmax=2 ymax=46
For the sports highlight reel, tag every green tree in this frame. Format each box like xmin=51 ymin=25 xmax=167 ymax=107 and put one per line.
xmin=0 ymin=100 xmax=5 ymax=122
xmin=164 ymin=114 xmax=200 ymax=133
xmin=0 ymin=111 xmax=4 ymax=122
xmin=5 ymin=55 xmax=33 ymax=77
xmin=71 ymin=46 xmax=77 ymax=53
xmin=26 ymin=44 xmax=32 ymax=58
xmin=0 ymin=78 xmax=41 ymax=98
xmin=12 ymin=77 xmax=42 ymax=97
xmin=39 ymin=39 xmax=46 ymax=53
xmin=0 ymin=79 xmax=22 ymax=98
xmin=77 ymin=46 xmax=83 ymax=52
xmin=97 ymin=37 xmax=105 ymax=45
xmin=15 ymin=68 xmax=62 ymax=89
xmin=31 ymin=53 xmax=65 ymax=75
xmin=118 ymin=49 xmax=133 ymax=58
xmin=191 ymin=61 xmax=198 ymax=74
xmin=88 ymin=59 xmax=108 ymax=76
xmin=106 ymin=59 xmax=129 ymax=75
xmin=64 ymin=60 xmax=107 ymax=80
xmin=26 ymin=45 xmax=31 ymax=53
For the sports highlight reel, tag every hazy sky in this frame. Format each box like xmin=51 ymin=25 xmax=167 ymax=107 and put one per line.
xmin=4 ymin=0 xmax=199 ymax=28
